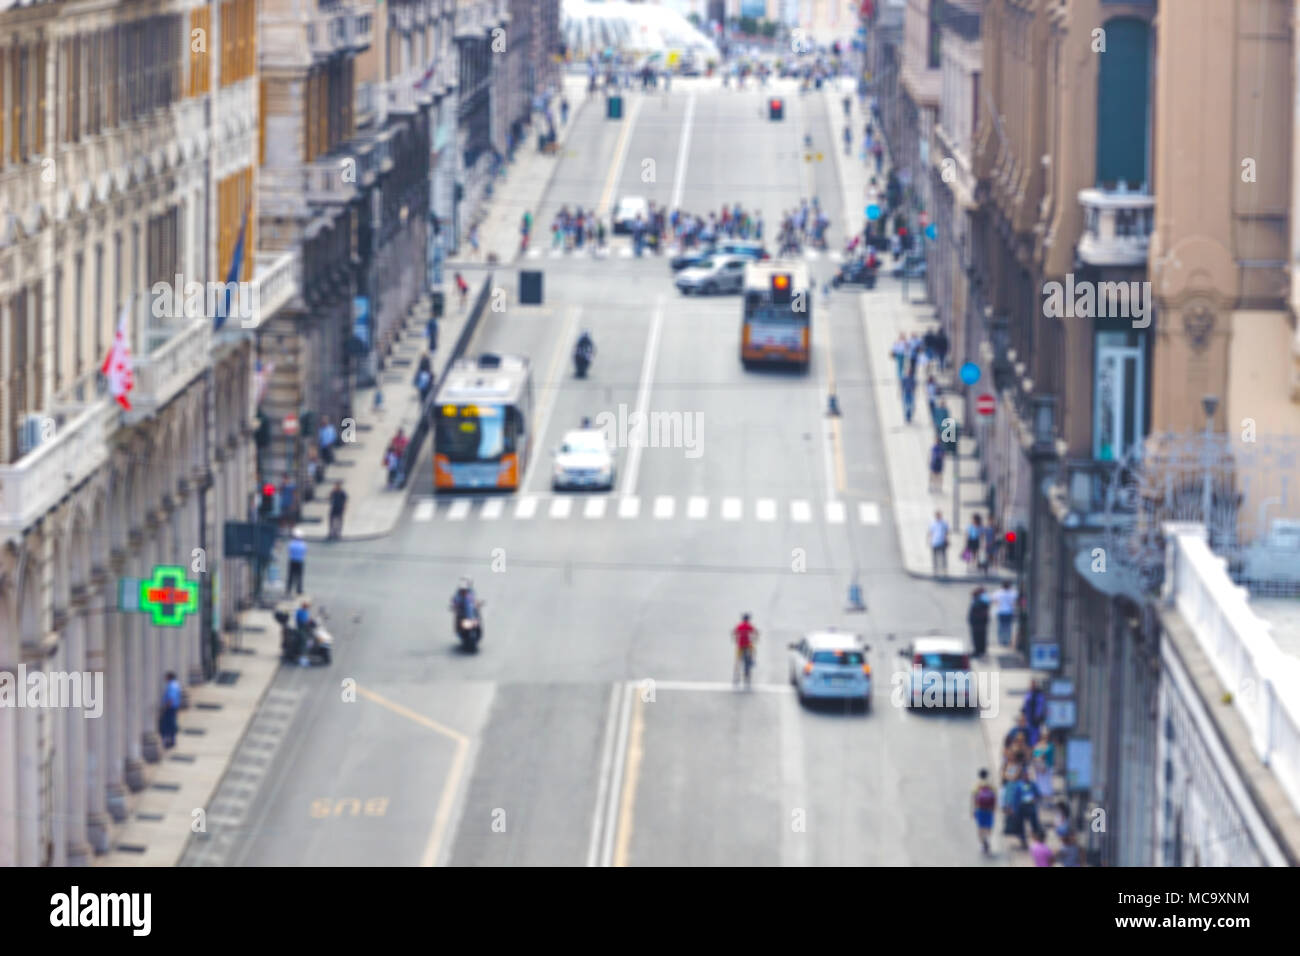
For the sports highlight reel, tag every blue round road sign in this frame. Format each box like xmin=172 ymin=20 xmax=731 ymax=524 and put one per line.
xmin=925 ymin=223 xmax=938 ymax=241
xmin=866 ymin=203 xmax=881 ymax=221
xmin=960 ymin=362 xmax=981 ymax=386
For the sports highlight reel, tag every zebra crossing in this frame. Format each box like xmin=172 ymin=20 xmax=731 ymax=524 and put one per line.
xmin=524 ymin=245 xmax=844 ymax=262
xmin=410 ymin=494 xmax=885 ymax=527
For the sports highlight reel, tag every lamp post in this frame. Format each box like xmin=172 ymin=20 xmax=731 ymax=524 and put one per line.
xmin=1201 ymin=395 xmax=1219 ymax=532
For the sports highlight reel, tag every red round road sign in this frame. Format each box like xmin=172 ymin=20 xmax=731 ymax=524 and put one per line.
xmin=283 ymin=414 xmax=300 ymax=436
xmin=976 ymin=394 xmax=996 ymax=416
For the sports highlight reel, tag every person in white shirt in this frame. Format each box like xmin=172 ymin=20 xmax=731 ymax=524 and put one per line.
xmin=991 ymin=581 xmax=1019 ymax=646
xmin=928 ymin=510 xmax=950 ymax=575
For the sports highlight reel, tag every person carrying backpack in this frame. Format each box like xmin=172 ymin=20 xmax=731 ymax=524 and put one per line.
xmin=972 ymin=769 xmax=998 ymax=854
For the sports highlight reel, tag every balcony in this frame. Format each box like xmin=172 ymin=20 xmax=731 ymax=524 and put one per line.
xmin=212 ymin=251 xmax=302 ymax=344
xmin=123 ymin=318 xmax=212 ymax=426
xmin=349 ymin=7 xmax=374 ymax=52
xmin=1051 ymin=458 xmax=1121 ymax=526
xmin=1077 ymin=187 xmax=1155 ymax=268
xmin=386 ymin=79 xmax=418 ymax=116
xmin=0 ymin=400 xmax=117 ymax=539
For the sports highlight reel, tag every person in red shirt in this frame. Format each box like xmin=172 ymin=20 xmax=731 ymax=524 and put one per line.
xmin=733 ymin=614 xmax=759 ymax=687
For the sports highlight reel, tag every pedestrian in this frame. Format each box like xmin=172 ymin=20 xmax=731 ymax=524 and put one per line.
xmin=455 ymin=272 xmax=469 ymax=310
xmin=929 ymin=510 xmax=950 ymax=575
xmin=384 ymin=445 xmax=400 ymax=489
xmin=1056 ymin=830 xmax=1082 ymax=866
xmin=286 ymin=529 xmax=307 ymax=595
xmin=1023 ymin=678 xmax=1047 ymax=729
xmin=963 ymin=514 xmax=984 ymax=570
xmin=1005 ymin=713 xmax=1036 ymax=752
xmin=560 ymin=97 xmax=569 ymax=124
xmin=328 ymin=481 xmax=347 ymax=541
xmin=873 ymin=141 xmax=883 ymax=173
xmin=892 ymin=333 xmax=907 ymax=378
xmin=1019 ymin=771 xmax=1044 ymax=847
xmin=901 ymin=368 xmax=917 ymax=423
xmin=279 ymin=472 xmax=298 ymax=530
xmin=469 ymin=222 xmax=480 ymax=258
xmin=1002 ymin=764 xmax=1026 ymax=848
xmin=981 ymin=519 xmax=999 ymax=572
xmin=426 ymin=316 xmax=439 ymax=352
xmin=928 ymin=439 xmax=945 ymax=493
xmin=318 ymin=416 xmax=338 ymax=466
xmin=1032 ymin=734 xmax=1056 ymax=802
xmin=159 ymin=672 xmax=182 ymax=749
xmin=968 ymin=587 xmax=990 ymax=659
xmin=925 ymin=375 xmax=939 ymax=427
xmin=972 ymin=769 xmax=998 ymax=854
xmin=1028 ymin=828 xmax=1053 ymax=866
xmin=991 ymin=579 xmax=1019 ymax=646
xmin=414 ymin=363 xmax=433 ymax=402
xmin=934 ymin=325 xmax=950 ymax=370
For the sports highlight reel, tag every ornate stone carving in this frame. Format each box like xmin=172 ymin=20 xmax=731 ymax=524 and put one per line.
xmin=1183 ymin=300 xmax=1216 ymax=352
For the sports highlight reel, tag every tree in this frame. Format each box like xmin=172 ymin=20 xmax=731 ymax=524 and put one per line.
xmin=739 ymin=15 xmax=758 ymax=35
xmin=760 ymin=19 xmax=778 ymax=39
xmin=688 ymin=12 xmax=701 ymax=27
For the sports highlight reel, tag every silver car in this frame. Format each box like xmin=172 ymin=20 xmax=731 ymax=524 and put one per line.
xmin=675 ymin=255 xmax=749 ymax=295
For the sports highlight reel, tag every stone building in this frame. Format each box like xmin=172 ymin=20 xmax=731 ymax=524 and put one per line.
xmin=0 ymin=0 xmax=295 ymax=866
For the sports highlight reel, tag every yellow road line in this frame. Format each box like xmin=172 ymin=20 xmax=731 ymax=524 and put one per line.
xmin=597 ymin=95 xmax=641 ymax=217
xmin=354 ymin=684 xmax=470 ymax=868
xmin=612 ymin=688 xmax=646 ymax=867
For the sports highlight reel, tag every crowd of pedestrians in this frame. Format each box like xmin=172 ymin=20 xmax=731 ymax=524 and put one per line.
xmin=550 ymin=205 xmax=608 ymax=251
xmin=776 ymin=197 xmax=830 ymax=254
xmin=672 ymin=203 xmax=764 ymax=248
xmin=971 ymin=681 xmax=1080 ymax=865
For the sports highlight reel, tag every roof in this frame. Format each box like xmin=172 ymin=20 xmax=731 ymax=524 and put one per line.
xmin=912 ymin=636 xmax=966 ymax=653
xmin=805 ymin=630 xmax=862 ymax=649
xmin=436 ymin=354 xmax=530 ymax=404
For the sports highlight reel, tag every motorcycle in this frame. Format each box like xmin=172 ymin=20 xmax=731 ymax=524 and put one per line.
xmin=274 ymin=610 xmax=333 ymax=666
xmin=451 ymin=599 xmax=485 ymax=651
xmin=574 ymin=343 xmax=593 ymax=378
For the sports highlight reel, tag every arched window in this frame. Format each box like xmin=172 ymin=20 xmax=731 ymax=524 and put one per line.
xmin=1095 ymin=18 xmax=1151 ymax=190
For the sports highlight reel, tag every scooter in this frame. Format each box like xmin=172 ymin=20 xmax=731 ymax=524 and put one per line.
xmin=274 ymin=610 xmax=333 ymax=666
xmin=574 ymin=348 xmax=592 ymax=378
xmin=451 ymin=600 xmax=485 ymax=651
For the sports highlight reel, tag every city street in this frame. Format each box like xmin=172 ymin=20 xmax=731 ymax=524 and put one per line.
xmin=181 ymin=78 xmax=989 ymax=868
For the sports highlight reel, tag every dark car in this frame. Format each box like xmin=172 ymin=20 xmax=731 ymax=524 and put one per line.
xmin=670 ymin=249 xmax=714 ymax=272
xmin=831 ymin=257 xmax=878 ymax=289
xmin=670 ymin=240 xmax=766 ymax=272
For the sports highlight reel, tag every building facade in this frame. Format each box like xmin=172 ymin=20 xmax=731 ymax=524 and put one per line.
xmin=0 ymin=0 xmax=295 ymax=866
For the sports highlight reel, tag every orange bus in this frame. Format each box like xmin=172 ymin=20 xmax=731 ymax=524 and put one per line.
xmin=433 ymin=354 xmax=534 ymax=491
xmin=741 ymin=259 xmax=812 ymax=369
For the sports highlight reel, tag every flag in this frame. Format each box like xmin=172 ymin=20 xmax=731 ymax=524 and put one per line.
xmin=102 ymin=300 xmax=135 ymax=411
xmin=215 ymin=202 xmax=250 ymax=331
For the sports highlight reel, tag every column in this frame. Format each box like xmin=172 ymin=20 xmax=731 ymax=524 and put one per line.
xmin=140 ymin=529 xmax=162 ymax=764
xmin=123 ymin=532 xmax=146 ymax=791
xmin=16 ymin=655 xmax=42 ymax=864
xmin=0 ymin=657 xmax=16 ymax=866
xmin=49 ymin=629 xmax=68 ymax=866
xmin=85 ymin=572 xmax=112 ymax=853
xmin=104 ymin=562 xmax=130 ymax=817
xmin=64 ymin=602 xmax=91 ymax=866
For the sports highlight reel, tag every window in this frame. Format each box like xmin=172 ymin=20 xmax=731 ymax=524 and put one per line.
xmin=1093 ymin=328 xmax=1148 ymax=461
xmin=53 ymin=267 xmax=63 ymax=393
xmin=0 ymin=46 xmax=6 ymax=165
xmin=14 ymin=45 xmax=27 ymax=162
xmin=34 ymin=40 xmax=45 ymax=154
xmin=94 ymin=244 xmax=104 ymax=363
xmin=1095 ymin=18 xmax=1151 ymax=190
xmin=812 ymin=650 xmax=865 ymax=665
xmin=927 ymin=0 xmax=942 ymax=70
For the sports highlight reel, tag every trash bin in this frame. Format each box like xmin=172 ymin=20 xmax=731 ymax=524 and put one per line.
xmin=607 ymin=95 xmax=623 ymax=120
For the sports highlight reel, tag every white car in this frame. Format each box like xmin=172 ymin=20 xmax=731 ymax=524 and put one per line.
xmin=788 ymin=630 xmax=872 ymax=709
xmin=675 ymin=254 xmax=749 ymax=295
xmin=612 ymin=196 xmax=649 ymax=235
xmin=552 ymin=428 xmax=616 ymax=491
xmin=899 ymin=636 xmax=978 ymax=710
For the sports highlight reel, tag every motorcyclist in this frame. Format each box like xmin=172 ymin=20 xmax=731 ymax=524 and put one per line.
xmin=294 ymin=599 xmax=314 ymax=666
xmin=451 ymin=577 xmax=478 ymax=622
xmin=574 ymin=330 xmax=595 ymax=371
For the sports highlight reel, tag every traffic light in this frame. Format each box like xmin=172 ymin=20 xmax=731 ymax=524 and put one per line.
xmin=770 ymin=273 xmax=792 ymax=305
xmin=1005 ymin=527 xmax=1028 ymax=571
xmin=259 ymin=483 xmax=276 ymax=519
xmin=769 ymin=98 xmax=783 ymax=120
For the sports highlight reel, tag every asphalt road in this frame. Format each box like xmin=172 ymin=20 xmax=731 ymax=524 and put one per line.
xmin=183 ymin=78 xmax=998 ymax=868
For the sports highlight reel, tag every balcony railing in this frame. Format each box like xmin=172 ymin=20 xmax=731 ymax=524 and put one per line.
xmin=0 ymin=400 xmax=117 ymax=538
xmin=1164 ymin=524 xmax=1300 ymax=817
xmin=124 ymin=318 xmax=211 ymax=425
xmin=1077 ymin=187 xmax=1155 ymax=268
xmin=387 ymin=79 xmax=418 ymax=115
xmin=1055 ymin=458 xmax=1120 ymax=522
xmin=306 ymin=153 xmax=361 ymax=205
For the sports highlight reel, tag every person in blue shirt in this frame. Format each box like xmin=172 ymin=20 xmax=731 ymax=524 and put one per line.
xmin=159 ymin=672 xmax=182 ymax=749
xmin=318 ymin=418 xmax=338 ymax=466
xmin=287 ymin=530 xmax=307 ymax=595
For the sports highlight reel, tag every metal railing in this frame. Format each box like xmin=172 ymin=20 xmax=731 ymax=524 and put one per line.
xmin=1077 ymin=187 xmax=1155 ymax=268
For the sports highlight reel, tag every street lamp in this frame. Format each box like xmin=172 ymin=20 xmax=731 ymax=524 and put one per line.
xmin=1201 ymin=394 xmax=1219 ymax=530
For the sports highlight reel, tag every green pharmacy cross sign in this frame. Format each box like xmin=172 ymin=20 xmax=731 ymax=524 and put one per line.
xmin=138 ymin=566 xmax=199 ymax=627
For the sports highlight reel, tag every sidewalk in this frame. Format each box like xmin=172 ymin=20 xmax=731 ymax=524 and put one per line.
xmin=92 ymin=605 xmax=287 ymax=866
xmin=824 ymin=83 xmax=993 ymax=582
xmin=455 ymin=74 xmax=591 ymax=268
xmin=296 ymin=291 xmax=473 ymax=541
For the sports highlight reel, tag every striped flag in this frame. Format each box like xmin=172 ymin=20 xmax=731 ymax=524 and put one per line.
xmin=101 ymin=300 xmax=135 ymax=411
